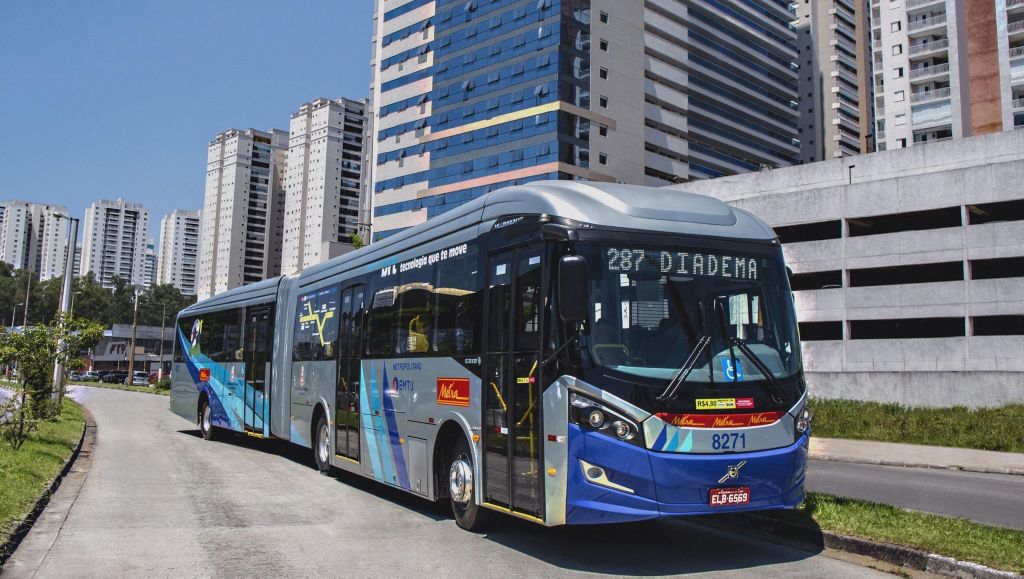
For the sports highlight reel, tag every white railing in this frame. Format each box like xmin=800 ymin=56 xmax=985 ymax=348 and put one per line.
xmin=910 ymin=63 xmax=950 ymax=79
xmin=910 ymin=39 xmax=949 ymax=54
xmin=908 ymin=14 xmax=947 ymax=31
xmin=1011 ymin=46 xmax=1024 ymax=59
xmin=1009 ymin=21 xmax=1024 ymax=34
xmin=907 ymin=0 xmax=942 ymax=8
xmin=1010 ymin=0 xmax=1024 ymax=8
xmin=910 ymin=87 xmax=951 ymax=103
xmin=1013 ymin=98 xmax=1024 ymax=109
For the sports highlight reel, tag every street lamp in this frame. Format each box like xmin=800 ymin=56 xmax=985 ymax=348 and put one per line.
xmin=69 ymin=290 xmax=83 ymax=318
xmin=126 ymin=287 xmax=141 ymax=383
xmin=51 ymin=212 xmax=80 ymax=403
xmin=157 ymin=303 xmax=167 ymax=381
xmin=10 ymin=303 xmax=21 ymax=331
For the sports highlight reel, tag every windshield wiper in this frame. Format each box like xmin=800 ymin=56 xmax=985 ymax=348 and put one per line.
xmin=729 ymin=337 xmax=789 ymax=405
xmin=656 ymin=335 xmax=711 ymax=401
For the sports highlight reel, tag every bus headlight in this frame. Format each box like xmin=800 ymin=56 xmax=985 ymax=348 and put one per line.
xmin=795 ymin=408 xmax=812 ymax=436
xmin=570 ymin=393 xmax=643 ymax=447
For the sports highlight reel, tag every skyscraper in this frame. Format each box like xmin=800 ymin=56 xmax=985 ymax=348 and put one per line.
xmin=797 ymin=0 xmax=875 ymax=161
xmin=80 ymin=198 xmax=151 ymax=288
xmin=0 ymin=200 xmax=69 ymax=280
xmin=157 ymin=209 xmax=201 ymax=296
xmin=197 ymin=128 xmax=288 ymax=299
xmin=368 ymin=0 xmax=801 ymax=240
xmin=281 ymin=97 xmax=369 ymax=275
xmin=868 ymin=0 xmax=1024 ymax=150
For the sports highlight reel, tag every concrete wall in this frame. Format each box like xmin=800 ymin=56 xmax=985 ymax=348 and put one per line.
xmin=671 ymin=129 xmax=1024 ymax=407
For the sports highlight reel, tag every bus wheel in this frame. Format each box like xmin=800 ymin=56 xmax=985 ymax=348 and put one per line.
xmin=448 ymin=436 xmax=489 ymax=531
xmin=199 ymin=400 xmax=216 ymax=441
xmin=314 ymin=416 xmax=331 ymax=475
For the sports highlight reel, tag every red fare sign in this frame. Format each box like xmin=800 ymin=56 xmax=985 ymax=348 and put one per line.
xmin=437 ymin=378 xmax=470 ymax=407
xmin=198 ymin=368 xmax=210 ymax=382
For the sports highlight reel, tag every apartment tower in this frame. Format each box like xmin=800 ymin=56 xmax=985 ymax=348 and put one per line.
xmin=281 ymin=97 xmax=369 ymax=275
xmin=157 ymin=209 xmax=201 ymax=296
xmin=797 ymin=0 xmax=875 ymax=161
xmin=80 ymin=198 xmax=151 ymax=288
xmin=368 ymin=0 xmax=801 ymax=240
xmin=0 ymin=201 xmax=70 ymax=281
xmin=197 ymin=128 xmax=288 ymax=299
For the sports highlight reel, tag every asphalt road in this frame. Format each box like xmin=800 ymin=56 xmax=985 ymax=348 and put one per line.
xmin=807 ymin=459 xmax=1024 ymax=530
xmin=4 ymin=386 xmax=888 ymax=578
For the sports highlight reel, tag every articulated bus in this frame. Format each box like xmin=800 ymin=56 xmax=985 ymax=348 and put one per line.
xmin=170 ymin=182 xmax=810 ymax=530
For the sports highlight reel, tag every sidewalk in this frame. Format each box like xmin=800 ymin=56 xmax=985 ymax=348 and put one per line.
xmin=809 ymin=437 xmax=1024 ymax=476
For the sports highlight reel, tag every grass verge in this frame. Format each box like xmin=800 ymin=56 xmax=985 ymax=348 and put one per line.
xmin=0 ymin=397 xmax=84 ymax=550
xmin=763 ymin=492 xmax=1024 ymax=573
xmin=808 ymin=398 xmax=1024 ymax=453
xmin=68 ymin=381 xmax=170 ymax=396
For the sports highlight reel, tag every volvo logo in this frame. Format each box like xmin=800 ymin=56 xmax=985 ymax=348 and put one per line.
xmin=718 ymin=460 xmax=747 ymax=484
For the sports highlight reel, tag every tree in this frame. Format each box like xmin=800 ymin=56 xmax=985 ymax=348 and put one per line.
xmin=137 ymin=284 xmax=196 ymax=326
xmin=0 ymin=313 xmax=103 ymax=448
xmin=350 ymin=233 xmax=365 ymax=249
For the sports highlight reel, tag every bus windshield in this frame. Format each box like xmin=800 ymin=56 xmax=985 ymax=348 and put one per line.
xmin=575 ymin=240 xmax=804 ymax=406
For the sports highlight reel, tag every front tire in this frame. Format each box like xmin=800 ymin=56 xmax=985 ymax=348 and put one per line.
xmin=314 ymin=415 xmax=332 ymax=475
xmin=448 ymin=436 xmax=490 ymax=531
xmin=199 ymin=399 xmax=216 ymax=441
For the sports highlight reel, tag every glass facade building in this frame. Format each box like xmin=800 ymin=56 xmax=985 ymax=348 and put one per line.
xmin=369 ymin=0 xmax=801 ymax=240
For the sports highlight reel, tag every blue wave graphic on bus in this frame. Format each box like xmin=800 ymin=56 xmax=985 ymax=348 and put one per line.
xmin=358 ymin=360 xmax=410 ymax=490
xmin=176 ymin=328 xmax=268 ymax=435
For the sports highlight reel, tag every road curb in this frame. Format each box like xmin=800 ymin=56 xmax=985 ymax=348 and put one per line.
xmin=809 ymin=453 xmax=1024 ymax=477
xmin=707 ymin=512 xmax=1020 ymax=579
xmin=0 ymin=404 xmax=96 ymax=574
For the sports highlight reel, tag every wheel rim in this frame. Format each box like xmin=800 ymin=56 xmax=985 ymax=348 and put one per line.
xmin=449 ymin=453 xmax=473 ymax=505
xmin=317 ymin=422 xmax=330 ymax=466
xmin=202 ymin=405 xmax=211 ymax=433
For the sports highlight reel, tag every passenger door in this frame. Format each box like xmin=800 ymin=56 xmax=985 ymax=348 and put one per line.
xmin=243 ymin=304 xmax=273 ymax=436
xmin=483 ymin=245 xmax=545 ymax=519
xmin=336 ymin=285 xmax=364 ymax=462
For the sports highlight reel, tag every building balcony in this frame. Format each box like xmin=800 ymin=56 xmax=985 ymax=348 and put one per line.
xmin=908 ymin=14 xmax=947 ymax=33
xmin=1013 ymin=98 xmax=1024 ymax=110
xmin=910 ymin=39 xmax=949 ymax=56
xmin=1010 ymin=0 xmax=1024 ymax=12
xmin=1011 ymin=46 xmax=1024 ymax=60
xmin=910 ymin=62 xmax=950 ymax=81
xmin=906 ymin=0 xmax=944 ymax=8
xmin=1009 ymin=20 xmax=1024 ymax=37
xmin=911 ymin=87 xmax=951 ymax=103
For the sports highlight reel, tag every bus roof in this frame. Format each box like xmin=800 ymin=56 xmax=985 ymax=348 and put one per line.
xmin=182 ymin=181 xmax=775 ymax=315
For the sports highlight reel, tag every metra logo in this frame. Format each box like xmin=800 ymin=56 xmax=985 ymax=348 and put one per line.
xmin=437 ymin=378 xmax=470 ymax=407
xmin=656 ymin=411 xmax=785 ymax=428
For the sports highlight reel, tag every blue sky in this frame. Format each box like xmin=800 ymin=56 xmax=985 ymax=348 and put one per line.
xmin=0 ymin=0 xmax=373 ymax=241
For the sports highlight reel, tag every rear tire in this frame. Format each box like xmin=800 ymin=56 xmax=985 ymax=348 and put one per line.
xmin=448 ymin=436 xmax=490 ymax=531
xmin=314 ymin=415 xmax=332 ymax=475
xmin=199 ymin=399 xmax=216 ymax=441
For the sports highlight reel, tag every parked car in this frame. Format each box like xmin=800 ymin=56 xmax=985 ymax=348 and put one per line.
xmin=83 ymin=371 xmax=100 ymax=381
xmin=68 ymin=371 xmax=85 ymax=381
xmin=101 ymin=371 xmax=128 ymax=384
xmin=130 ymin=371 xmax=149 ymax=386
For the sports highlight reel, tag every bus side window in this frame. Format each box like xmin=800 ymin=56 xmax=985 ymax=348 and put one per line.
xmin=433 ymin=244 xmax=480 ymax=356
xmin=368 ymin=287 xmax=396 ymax=357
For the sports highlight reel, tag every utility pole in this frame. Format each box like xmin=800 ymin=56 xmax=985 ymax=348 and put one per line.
xmin=158 ymin=303 xmax=166 ymax=381
xmin=10 ymin=303 xmax=20 ymax=330
xmin=126 ymin=290 xmax=140 ymax=384
xmin=52 ymin=213 xmax=79 ymax=403
xmin=23 ymin=271 xmax=31 ymax=326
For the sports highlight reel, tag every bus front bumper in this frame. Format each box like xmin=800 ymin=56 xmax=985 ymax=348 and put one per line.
xmin=564 ymin=424 xmax=808 ymax=525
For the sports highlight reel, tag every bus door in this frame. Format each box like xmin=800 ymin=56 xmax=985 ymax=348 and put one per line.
xmin=483 ymin=245 xmax=544 ymax=518
xmin=336 ymin=284 xmax=364 ymax=462
xmin=243 ymin=303 xmax=273 ymax=435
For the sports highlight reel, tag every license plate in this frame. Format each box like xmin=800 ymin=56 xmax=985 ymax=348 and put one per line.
xmin=709 ymin=487 xmax=750 ymax=507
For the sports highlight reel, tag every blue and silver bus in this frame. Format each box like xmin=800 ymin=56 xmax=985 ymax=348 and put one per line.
xmin=170 ymin=182 xmax=810 ymax=529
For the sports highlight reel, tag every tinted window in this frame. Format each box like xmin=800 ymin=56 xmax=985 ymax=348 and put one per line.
xmin=293 ymin=287 xmax=340 ymax=361
xmin=433 ymin=244 xmax=481 ymax=355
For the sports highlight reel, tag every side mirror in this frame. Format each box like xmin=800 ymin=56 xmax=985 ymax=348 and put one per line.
xmin=558 ymin=255 xmax=588 ymax=323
